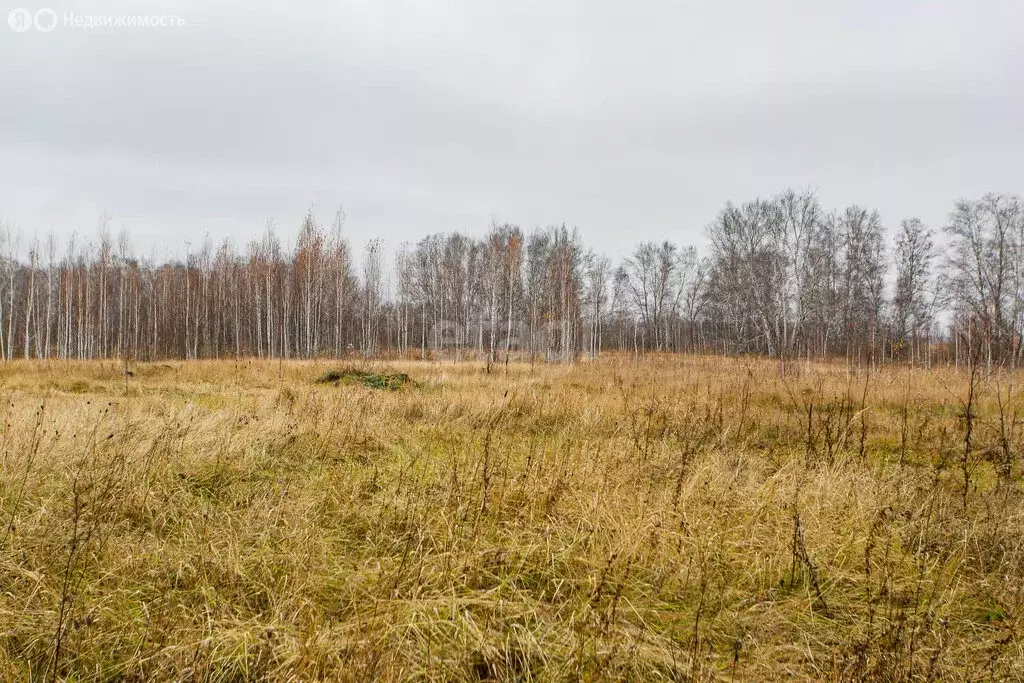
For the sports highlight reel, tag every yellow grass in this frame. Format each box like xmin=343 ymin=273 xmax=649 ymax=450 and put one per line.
xmin=0 ymin=355 xmax=1022 ymax=681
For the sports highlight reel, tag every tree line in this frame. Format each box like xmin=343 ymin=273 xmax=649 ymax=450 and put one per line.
xmin=0 ymin=190 xmax=1021 ymax=367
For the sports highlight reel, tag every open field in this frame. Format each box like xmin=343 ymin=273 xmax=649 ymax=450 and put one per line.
xmin=0 ymin=355 xmax=1022 ymax=681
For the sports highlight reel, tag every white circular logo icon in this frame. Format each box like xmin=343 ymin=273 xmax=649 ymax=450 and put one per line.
xmin=34 ymin=8 xmax=57 ymax=32
xmin=8 ymin=8 xmax=33 ymax=32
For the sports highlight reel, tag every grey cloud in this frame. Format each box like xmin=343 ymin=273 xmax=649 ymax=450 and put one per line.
xmin=1 ymin=0 xmax=1021 ymax=258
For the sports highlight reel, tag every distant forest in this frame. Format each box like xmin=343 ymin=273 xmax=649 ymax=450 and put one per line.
xmin=1 ymin=190 xmax=1021 ymax=367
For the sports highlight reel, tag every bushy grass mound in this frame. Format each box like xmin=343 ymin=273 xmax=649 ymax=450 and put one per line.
xmin=316 ymin=366 xmax=413 ymax=390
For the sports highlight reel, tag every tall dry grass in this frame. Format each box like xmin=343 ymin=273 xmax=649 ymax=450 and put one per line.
xmin=0 ymin=355 xmax=1021 ymax=681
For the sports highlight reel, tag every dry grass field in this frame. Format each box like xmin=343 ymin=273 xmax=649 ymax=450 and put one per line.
xmin=0 ymin=355 xmax=1022 ymax=681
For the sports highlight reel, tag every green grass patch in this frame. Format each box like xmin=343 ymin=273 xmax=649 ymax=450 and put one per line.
xmin=316 ymin=366 xmax=414 ymax=390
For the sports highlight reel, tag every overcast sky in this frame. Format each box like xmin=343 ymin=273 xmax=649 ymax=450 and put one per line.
xmin=1 ymin=0 xmax=1022 ymax=259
